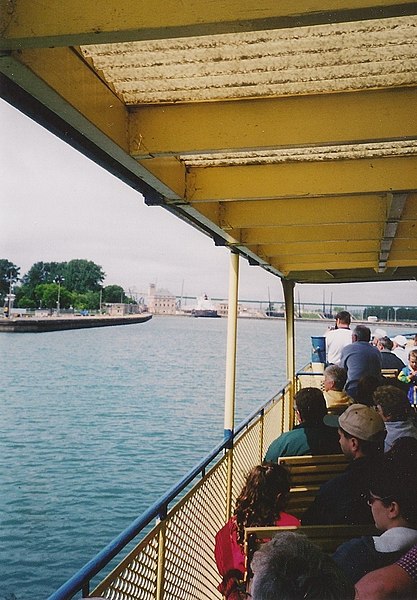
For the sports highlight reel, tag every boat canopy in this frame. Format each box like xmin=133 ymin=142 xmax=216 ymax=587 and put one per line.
xmin=1 ymin=2 xmax=417 ymax=285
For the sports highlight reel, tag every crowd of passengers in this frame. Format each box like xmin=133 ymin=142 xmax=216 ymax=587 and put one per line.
xmin=215 ymin=315 xmax=417 ymax=600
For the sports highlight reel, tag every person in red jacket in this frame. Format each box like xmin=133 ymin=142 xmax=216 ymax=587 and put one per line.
xmin=214 ymin=462 xmax=299 ymax=599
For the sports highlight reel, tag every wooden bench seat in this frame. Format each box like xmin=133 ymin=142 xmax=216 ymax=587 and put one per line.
xmin=279 ymin=454 xmax=348 ymax=487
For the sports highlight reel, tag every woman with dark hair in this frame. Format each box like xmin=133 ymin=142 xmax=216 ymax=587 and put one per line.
xmin=214 ymin=462 xmax=299 ymax=599
xmin=333 ymin=462 xmax=417 ymax=584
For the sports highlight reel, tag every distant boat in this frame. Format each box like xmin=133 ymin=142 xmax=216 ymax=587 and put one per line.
xmin=266 ymin=286 xmax=284 ymax=317
xmin=265 ymin=306 xmax=285 ymax=318
xmin=192 ymin=294 xmax=221 ymax=318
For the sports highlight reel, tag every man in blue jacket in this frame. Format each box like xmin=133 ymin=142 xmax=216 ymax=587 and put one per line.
xmin=340 ymin=325 xmax=382 ymax=400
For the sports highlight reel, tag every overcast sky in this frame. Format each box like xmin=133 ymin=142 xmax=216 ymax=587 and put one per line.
xmin=1 ymin=99 xmax=416 ymax=306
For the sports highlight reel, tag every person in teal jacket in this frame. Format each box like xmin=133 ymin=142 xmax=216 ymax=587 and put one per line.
xmin=264 ymin=387 xmax=340 ymax=461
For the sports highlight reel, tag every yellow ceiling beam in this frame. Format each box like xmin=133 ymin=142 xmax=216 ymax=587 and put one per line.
xmin=130 ymin=89 xmax=417 ymax=158
xmin=397 ymin=221 xmax=417 ymax=236
xmin=257 ymin=240 xmax=378 ymax=257
xmin=231 ymin=222 xmax=384 ymax=244
xmin=1 ymin=0 xmax=415 ymax=50
xmin=187 ymin=157 xmax=417 ymax=201
xmin=211 ymin=196 xmax=388 ymax=229
xmin=276 ymin=252 xmax=376 ymax=267
xmin=387 ymin=258 xmax=417 ymax=266
xmin=277 ymin=257 xmax=377 ymax=273
xmin=391 ymin=239 xmax=417 ymax=251
xmin=138 ymin=157 xmax=186 ymax=199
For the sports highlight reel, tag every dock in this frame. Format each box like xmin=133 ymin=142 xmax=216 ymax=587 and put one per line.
xmin=0 ymin=314 xmax=152 ymax=333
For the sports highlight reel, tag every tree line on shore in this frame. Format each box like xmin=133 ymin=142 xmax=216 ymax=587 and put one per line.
xmin=0 ymin=258 xmax=136 ymax=311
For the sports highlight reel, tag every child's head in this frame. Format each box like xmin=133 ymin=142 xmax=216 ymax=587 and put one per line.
xmin=409 ymin=349 xmax=417 ymax=370
xmin=234 ymin=463 xmax=292 ymax=545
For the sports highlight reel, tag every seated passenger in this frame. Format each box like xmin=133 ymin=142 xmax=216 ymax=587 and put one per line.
xmin=373 ymin=385 xmax=417 ymax=452
xmin=356 ymin=564 xmax=417 ymax=600
xmin=264 ymin=388 xmax=340 ymax=461
xmin=340 ymin=325 xmax=382 ymax=400
xmin=392 ymin=335 xmax=409 ymax=366
xmin=323 ymin=365 xmax=353 ymax=414
xmin=355 ymin=374 xmax=384 ymax=407
xmin=302 ymin=404 xmax=385 ymax=525
xmin=251 ymin=530 xmax=355 ymax=600
xmin=355 ymin=544 xmax=417 ymax=599
xmin=372 ymin=328 xmax=388 ymax=347
xmin=385 ymin=436 xmax=417 ymax=473
xmin=214 ymin=463 xmax=299 ymax=600
xmin=377 ymin=336 xmax=405 ymax=372
xmin=333 ymin=466 xmax=417 ymax=584
xmin=398 ymin=349 xmax=417 ymax=405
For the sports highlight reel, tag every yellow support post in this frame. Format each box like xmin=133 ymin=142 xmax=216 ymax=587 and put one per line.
xmin=224 ymin=250 xmax=239 ymax=518
xmin=156 ymin=519 xmax=167 ymax=600
xmin=282 ymin=279 xmax=295 ymax=431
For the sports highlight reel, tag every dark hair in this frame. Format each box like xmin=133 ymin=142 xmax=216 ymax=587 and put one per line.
xmin=234 ymin=463 xmax=291 ymax=546
xmin=373 ymin=385 xmax=411 ymax=420
xmin=353 ymin=325 xmax=371 ymax=342
xmin=410 ymin=349 xmax=417 ymax=361
xmin=295 ymin=388 xmax=327 ymax=425
xmin=336 ymin=311 xmax=351 ymax=325
xmin=370 ymin=463 xmax=417 ymax=527
xmin=251 ymin=531 xmax=355 ymax=600
xmin=356 ymin=376 xmax=384 ymax=407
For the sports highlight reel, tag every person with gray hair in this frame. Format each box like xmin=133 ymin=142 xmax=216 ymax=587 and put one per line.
xmin=250 ymin=531 xmax=355 ymax=600
xmin=340 ymin=325 xmax=382 ymax=400
xmin=323 ymin=365 xmax=353 ymax=414
xmin=376 ymin=336 xmax=404 ymax=371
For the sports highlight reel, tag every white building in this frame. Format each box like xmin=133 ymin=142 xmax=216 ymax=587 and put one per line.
xmin=147 ymin=284 xmax=177 ymax=315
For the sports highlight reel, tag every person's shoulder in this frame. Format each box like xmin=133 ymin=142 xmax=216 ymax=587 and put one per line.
xmin=341 ymin=342 xmax=355 ymax=354
xmin=265 ymin=430 xmax=293 ymax=460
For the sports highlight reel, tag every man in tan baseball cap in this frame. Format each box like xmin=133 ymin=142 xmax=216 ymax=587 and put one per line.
xmin=302 ymin=404 xmax=386 ymax=525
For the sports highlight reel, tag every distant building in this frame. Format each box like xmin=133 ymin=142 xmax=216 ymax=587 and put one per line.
xmin=218 ymin=301 xmax=229 ymax=317
xmin=104 ymin=303 xmax=140 ymax=316
xmin=147 ymin=284 xmax=177 ymax=315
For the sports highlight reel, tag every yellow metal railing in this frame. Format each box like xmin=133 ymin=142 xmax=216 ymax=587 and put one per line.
xmin=87 ymin=384 xmax=292 ymax=600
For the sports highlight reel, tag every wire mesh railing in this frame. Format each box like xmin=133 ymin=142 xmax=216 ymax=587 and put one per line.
xmin=47 ymin=383 xmax=292 ymax=600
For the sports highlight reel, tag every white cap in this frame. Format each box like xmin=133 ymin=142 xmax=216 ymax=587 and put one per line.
xmin=393 ymin=335 xmax=407 ymax=348
xmin=373 ymin=328 xmax=387 ymax=339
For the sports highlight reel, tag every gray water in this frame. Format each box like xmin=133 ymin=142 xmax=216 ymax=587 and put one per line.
xmin=0 ymin=317 xmax=404 ymax=599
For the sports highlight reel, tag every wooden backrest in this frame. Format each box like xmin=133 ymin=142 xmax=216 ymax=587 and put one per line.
xmin=285 ymin=485 xmax=320 ymax=518
xmin=381 ymin=368 xmax=399 ymax=379
xmin=279 ymin=454 xmax=348 ymax=486
xmin=244 ymin=524 xmax=378 ymax=582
